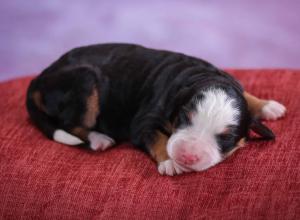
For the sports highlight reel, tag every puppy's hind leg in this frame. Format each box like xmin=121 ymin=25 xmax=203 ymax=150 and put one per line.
xmin=244 ymin=92 xmax=286 ymax=120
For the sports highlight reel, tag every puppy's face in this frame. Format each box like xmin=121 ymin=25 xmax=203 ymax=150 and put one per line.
xmin=167 ymin=87 xmax=251 ymax=171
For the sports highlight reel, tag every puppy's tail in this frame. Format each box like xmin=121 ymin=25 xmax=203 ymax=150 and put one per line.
xmin=26 ymin=78 xmax=83 ymax=145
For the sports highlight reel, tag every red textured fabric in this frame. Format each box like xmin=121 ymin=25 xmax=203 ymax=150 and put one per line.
xmin=0 ymin=69 xmax=299 ymax=220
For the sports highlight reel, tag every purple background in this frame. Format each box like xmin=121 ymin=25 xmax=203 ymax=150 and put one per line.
xmin=1 ymin=0 xmax=300 ymax=82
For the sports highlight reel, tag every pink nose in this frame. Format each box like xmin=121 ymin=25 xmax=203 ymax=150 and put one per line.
xmin=172 ymin=139 xmax=201 ymax=165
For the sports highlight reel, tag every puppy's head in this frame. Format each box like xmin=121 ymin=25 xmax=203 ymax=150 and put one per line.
xmin=167 ymin=87 xmax=274 ymax=172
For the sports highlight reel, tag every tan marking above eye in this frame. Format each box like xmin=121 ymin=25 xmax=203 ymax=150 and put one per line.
xmin=83 ymin=88 xmax=100 ymax=128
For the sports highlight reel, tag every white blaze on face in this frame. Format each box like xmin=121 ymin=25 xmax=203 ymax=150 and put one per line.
xmin=166 ymin=88 xmax=240 ymax=171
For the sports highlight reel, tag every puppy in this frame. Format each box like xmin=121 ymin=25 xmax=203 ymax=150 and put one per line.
xmin=26 ymin=43 xmax=286 ymax=176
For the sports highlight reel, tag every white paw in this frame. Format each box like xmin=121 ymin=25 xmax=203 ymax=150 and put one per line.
xmin=88 ymin=131 xmax=115 ymax=151
xmin=158 ymin=159 xmax=191 ymax=176
xmin=53 ymin=129 xmax=84 ymax=145
xmin=261 ymin=100 xmax=286 ymax=120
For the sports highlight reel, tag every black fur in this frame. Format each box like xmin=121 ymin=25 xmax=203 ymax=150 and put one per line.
xmin=26 ymin=43 xmax=273 ymax=154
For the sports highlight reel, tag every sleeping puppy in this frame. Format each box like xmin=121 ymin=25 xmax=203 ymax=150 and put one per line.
xmin=26 ymin=43 xmax=286 ymax=176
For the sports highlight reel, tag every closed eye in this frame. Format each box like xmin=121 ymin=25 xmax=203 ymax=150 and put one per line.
xmin=218 ymin=133 xmax=234 ymax=140
xmin=216 ymin=125 xmax=238 ymax=152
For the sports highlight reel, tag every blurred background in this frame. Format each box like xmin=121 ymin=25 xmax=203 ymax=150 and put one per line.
xmin=1 ymin=0 xmax=299 ymax=82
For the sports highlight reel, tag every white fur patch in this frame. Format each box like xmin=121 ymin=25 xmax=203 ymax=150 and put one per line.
xmin=53 ymin=129 xmax=84 ymax=145
xmin=88 ymin=131 xmax=115 ymax=151
xmin=167 ymin=88 xmax=239 ymax=171
xmin=192 ymin=89 xmax=239 ymax=133
xmin=261 ymin=100 xmax=286 ymax=120
xmin=158 ymin=159 xmax=191 ymax=176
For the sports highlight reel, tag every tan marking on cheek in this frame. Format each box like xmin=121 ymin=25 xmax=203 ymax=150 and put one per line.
xmin=71 ymin=127 xmax=89 ymax=142
xmin=150 ymin=131 xmax=170 ymax=163
xmin=244 ymin=92 xmax=267 ymax=118
xmin=225 ymin=138 xmax=246 ymax=158
xmin=84 ymin=88 xmax=100 ymax=128
xmin=32 ymin=91 xmax=47 ymax=112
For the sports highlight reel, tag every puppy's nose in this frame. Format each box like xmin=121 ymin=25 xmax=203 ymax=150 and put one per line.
xmin=179 ymin=153 xmax=200 ymax=165
xmin=172 ymin=139 xmax=201 ymax=165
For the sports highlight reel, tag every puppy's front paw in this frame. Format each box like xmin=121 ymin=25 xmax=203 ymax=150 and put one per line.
xmin=261 ymin=100 xmax=286 ymax=120
xmin=88 ymin=131 xmax=115 ymax=151
xmin=158 ymin=159 xmax=191 ymax=176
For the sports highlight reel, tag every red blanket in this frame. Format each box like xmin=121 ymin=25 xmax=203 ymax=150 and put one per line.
xmin=0 ymin=69 xmax=299 ymax=219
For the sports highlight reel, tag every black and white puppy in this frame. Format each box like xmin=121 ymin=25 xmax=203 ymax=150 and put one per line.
xmin=26 ymin=43 xmax=286 ymax=175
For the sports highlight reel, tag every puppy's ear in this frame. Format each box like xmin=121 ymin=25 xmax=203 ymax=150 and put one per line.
xmin=250 ymin=118 xmax=275 ymax=140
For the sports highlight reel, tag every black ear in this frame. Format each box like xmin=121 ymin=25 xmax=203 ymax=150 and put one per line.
xmin=250 ymin=118 xmax=275 ymax=140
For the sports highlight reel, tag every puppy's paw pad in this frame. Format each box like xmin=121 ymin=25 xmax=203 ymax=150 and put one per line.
xmin=262 ymin=100 xmax=286 ymax=120
xmin=158 ymin=159 xmax=186 ymax=176
xmin=88 ymin=131 xmax=115 ymax=151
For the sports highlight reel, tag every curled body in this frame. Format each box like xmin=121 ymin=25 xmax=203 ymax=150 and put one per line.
xmin=26 ymin=43 xmax=286 ymax=175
